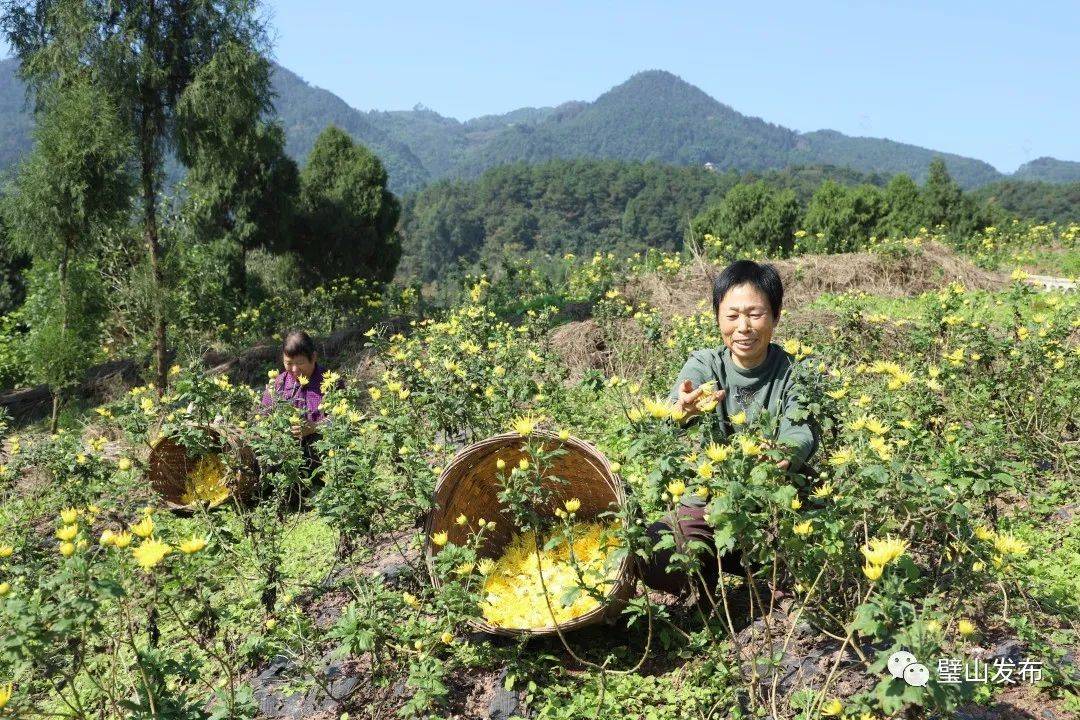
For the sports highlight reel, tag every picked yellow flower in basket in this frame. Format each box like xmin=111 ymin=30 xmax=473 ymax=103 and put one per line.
xmin=148 ymin=424 xmax=258 ymax=513
xmin=425 ymin=431 xmax=633 ymax=638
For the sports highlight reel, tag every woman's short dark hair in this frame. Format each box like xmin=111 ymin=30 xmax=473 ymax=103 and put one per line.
xmin=712 ymin=260 xmax=784 ymax=320
xmin=283 ymin=330 xmax=317 ymax=360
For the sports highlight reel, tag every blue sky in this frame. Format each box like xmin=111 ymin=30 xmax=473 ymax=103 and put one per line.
xmin=264 ymin=1 xmax=1079 ymax=173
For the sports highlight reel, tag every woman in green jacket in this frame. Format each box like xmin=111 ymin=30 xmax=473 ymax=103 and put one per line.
xmin=642 ymin=259 xmax=820 ymax=597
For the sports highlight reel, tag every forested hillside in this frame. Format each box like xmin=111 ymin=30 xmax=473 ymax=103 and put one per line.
xmin=1013 ymin=157 xmax=1080 ymax=183
xmin=397 ymin=157 xmax=1059 ymax=284
xmin=0 ymin=59 xmax=1079 ymax=195
xmin=972 ymin=180 xmax=1080 ymax=224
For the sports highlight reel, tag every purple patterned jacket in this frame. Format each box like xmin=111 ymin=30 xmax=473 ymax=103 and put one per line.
xmin=260 ymin=364 xmax=331 ymax=424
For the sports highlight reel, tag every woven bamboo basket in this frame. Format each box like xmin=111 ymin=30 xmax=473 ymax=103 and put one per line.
xmin=425 ymin=431 xmax=633 ymax=638
xmin=148 ymin=425 xmax=258 ymax=512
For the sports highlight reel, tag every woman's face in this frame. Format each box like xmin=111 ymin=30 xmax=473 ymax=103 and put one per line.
xmin=283 ymin=352 xmax=317 ymax=380
xmin=717 ymin=283 xmax=778 ymax=369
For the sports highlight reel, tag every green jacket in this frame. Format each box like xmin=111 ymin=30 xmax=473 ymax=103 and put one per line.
xmin=668 ymin=342 xmax=819 ymax=497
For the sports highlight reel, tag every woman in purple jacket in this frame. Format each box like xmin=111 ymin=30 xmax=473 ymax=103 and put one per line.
xmin=260 ymin=330 xmax=330 ymax=442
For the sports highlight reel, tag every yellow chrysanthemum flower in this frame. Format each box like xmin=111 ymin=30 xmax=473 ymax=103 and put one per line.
xmin=993 ymin=533 xmax=1028 ymax=556
xmin=667 ymin=481 xmax=686 ymax=499
xmin=132 ymin=538 xmax=171 ymax=570
xmin=862 ymin=563 xmax=884 ymax=581
xmin=564 ymin=498 xmax=581 ymax=514
xmin=130 ymin=516 xmax=154 ymax=539
xmin=179 ymin=536 xmax=208 ymax=554
xmin=112 ymin=532 xmax=132 ymax=549
xmin=730 ymin=410 xmax=747 ymax=426
xmin=828 ymin=448 xmax=855 ymax=467
xmin=695 ymin=396 xmax=718 ymax=413
xmin=511 ymin=416 xmax=540 ymax=436
xmin=868 ymin=437 xmax=893 ymax=461
xmin=737 ymin=436 xmax=762 ymax=457
xmin=821 ymin=699 xmax=843 ymax=716
xmin=793 ymin=521 xmax=813 ymax=537
xmin=56 ymin=524 xmax=78 ymax=542
xmin=432 ymin=532 xmax=448 ymax=547
xmin=705 ymin=443 xmax=731 ymax=462
xmin=864 ymin=418 xmax=890 ymax=435
xmin=643 ymin=398 xmax=670 ymax=420
xmin=860 ymin=536 xmax=908 ymax=566
xmin=60 ymin=507 xmax=78 ymax=524
xmin=957 ymin=618 xmax=976 ymax=637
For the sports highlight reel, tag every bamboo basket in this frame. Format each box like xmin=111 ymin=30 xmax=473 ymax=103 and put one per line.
xmin=425 ymin=431 xmax=633 ymax=638
xmin=148 ymin=425 xmax=258 ymax=512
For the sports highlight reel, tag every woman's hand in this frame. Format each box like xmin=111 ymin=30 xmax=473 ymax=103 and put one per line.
xmin=673 ymin=379 xmax=726 ymax=420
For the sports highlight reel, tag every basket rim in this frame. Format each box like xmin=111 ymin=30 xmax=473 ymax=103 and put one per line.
xmin=424 ymin=430 xmax=634 ymax=637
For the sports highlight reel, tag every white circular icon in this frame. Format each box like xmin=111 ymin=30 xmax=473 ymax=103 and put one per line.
xmin=903 ymin=662 xmax=930 ymax=687
xmin=887 ymin=650 xmax=918 ymax=679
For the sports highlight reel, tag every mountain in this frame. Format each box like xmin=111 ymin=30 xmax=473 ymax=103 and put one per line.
xmin=269 ymin=64 xmax=430 ymax=190
xmin=266 ymin=67 xmax=1080 ymax=192
xmin=1012 ymin=157 xmax=1080 ymax=184
xmin=790 ymin=129 xmax=1001 ymax=188
xmin=0 ymin=58 xmax=1077 ymax=195
xmin=0 ymin=59 xmax=34 ymax=174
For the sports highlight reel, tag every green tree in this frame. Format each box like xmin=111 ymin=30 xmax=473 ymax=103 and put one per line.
xmin=801 ymin=181 xmax=888 ymax=253
xmin=881 ymin=173 xmax=924 ymax=236
xmin=922 ymin=158 xmax=964 ymax=229
xmin=403 ymin=181 xmax=484 ymax=283
xmin=3 ymin=0 xmax=270 ymax=392
xmin=921 ymin=158 xmax=996 ymax=243
xmin=690 ymin=181 xmax=799 ymax=258
xmin=177 ymin=41 xmax=299 ymax=297
xmin=1 ymin=78 xmax=131 ymax=428
xmin=295 ymin=126 xmax=402 ymax=284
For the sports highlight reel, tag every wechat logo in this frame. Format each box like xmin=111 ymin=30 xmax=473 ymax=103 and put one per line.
xmin=888 ymin=650 xmax=930 ymax=687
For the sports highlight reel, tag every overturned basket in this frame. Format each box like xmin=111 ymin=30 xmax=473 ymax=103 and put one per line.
xmin=425 ymin=431 xmax=634 ymax=638
xmin=148 ymin=425 xmax=259 ymax=512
